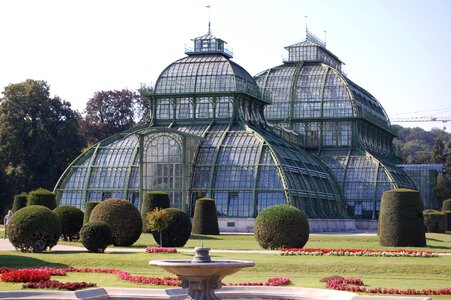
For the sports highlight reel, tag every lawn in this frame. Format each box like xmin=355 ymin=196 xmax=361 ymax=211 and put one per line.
xmin=0 ymin=232 xmax=450 ymax=299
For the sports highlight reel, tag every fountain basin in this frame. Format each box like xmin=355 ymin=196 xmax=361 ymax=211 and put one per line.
xmin=150 ymin=247 xmax=255 ymax=300
xmin=149 ymin=259 xmax=255 ymax=279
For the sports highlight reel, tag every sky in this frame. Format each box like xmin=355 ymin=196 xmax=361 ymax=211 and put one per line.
xmin=0 ymin=0 xmax=450 ymax=132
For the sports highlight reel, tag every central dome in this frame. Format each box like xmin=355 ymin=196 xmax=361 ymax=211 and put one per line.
xmin=155 ymin=54 xmax=262 ymax=100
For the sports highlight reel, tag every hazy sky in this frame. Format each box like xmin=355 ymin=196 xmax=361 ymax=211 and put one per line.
xmin=1 ymin=0 xmax=450 ymax=132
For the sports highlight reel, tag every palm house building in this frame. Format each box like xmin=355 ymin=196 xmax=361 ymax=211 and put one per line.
xmin=55 ymin=31 xmax=350 ymax=230
xmin=254 ymin=30 xmax=416 ymax=219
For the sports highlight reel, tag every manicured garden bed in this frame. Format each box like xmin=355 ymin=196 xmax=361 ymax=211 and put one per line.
xmin=1 ymin=232 xmax=450 ymax=299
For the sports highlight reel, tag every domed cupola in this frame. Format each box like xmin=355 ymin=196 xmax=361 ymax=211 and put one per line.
xmin=152 ymin=31 xmax=269 ymax=126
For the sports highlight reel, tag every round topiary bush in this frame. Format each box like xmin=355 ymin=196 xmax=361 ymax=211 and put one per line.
xmin=12 ymin=193 xmax=28 ymax=212
xmin=192 ymin=198 xmax=219 ymax=235
xmin=423 ymin=209 xmax=446 ymax=233
xmin=27 ymin=188 xmax=57 ymax=210
xmin=141 ymin=191 xmax=170 ymax=233
xmin=53 ymin=205 xmax=84 ymax=241
xmin=83 ymin=201 xmax=100 ymax=225
xmin=442 ymin=199 xmax=451 ymax=212
xmin=7 ymin=205 xmax=61 ymax=252
xmin=254 ymin=204 xmax=309 ymax=249
xmin=379 ymin=189 xmax=426 ymax=247
xmin=90 ymin=198 xmax=142 ymax=246
xmin=152 ymin=208 xmax=192 ymax=247
xmin=79 ymin=221 xmax=113 ymax=253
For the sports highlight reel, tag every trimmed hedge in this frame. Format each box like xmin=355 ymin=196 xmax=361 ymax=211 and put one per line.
xmin=192 ymin=198 xmax=219 ymax=235
xmin=53 ymin=205 xmax=84 ymax=241
xmin=442 ymin=199 xmax=451 ymax=212
xmin=83 ymin=201 xmax=100 ymax=225
xmin=444 ymin=211 xmax=451 ymax=231
xmin=7 ymin=205 xmax=61 ymax=252
xmin=141 ymin=191 xmax=170 ymax=233
xmin=27 ymin=188 xmax=57 ymax=210
xmin=379 ymin=189 xmax=426 ymax=247
xmin=254 ymin=204 xmax=309 ymax=249
xmin=152 ymin=208 xmax=191 ymax=247
xmin=12 ymin=193 xmax=28 ymax=212
xmin=90 ymin=198 xmax=142 ymax=246
xmin=423 ymin=209 xmax=446 ymax=233
xmin=79 ymin=221 xmax=113 ymax=253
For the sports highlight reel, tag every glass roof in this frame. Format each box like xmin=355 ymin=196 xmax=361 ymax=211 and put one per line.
xmin=155 ymin=55 xmax=264 ymax=101
xmin=55 ymin=123 xmax=346 ymax=218
xmin=255 ymin=64 xmax=390 ymax=128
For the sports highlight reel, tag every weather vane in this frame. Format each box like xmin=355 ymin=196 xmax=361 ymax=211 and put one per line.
xmin=206 ymin=1 xmax=212 ymax=34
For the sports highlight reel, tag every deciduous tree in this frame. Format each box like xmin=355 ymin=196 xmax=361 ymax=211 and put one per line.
xmin=80 ymin=89 xmax=149 ymax=145
xmin=0 ymin=79 xmax=85 ymax=200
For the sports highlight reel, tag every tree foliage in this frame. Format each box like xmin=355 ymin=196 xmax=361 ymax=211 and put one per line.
xmin=434 ymin=150 xmax=451 ymax=206
xmin=392 ymin=125 xmax=450 ymax=164
xmin=0 ymin=79 xmax=85 ymax=206
xmin=80 ymin=89 xmax=149 ymax=145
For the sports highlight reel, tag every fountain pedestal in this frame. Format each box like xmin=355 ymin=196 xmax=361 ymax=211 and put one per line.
xmin=150 ymin=247 xmax=255 ymax=300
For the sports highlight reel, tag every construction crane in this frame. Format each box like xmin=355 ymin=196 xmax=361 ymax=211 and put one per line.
xmin=389 ymin=116 xmax=451 ymax=130
xmin=388 ymin=107 xmax=451 ymax=130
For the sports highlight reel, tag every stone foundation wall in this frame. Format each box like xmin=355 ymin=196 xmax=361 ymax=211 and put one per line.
xmin=218 ymin=218 xmax=378 ymax=233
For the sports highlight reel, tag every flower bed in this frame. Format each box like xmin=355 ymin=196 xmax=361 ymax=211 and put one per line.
xmin=326 ymin=278 xmax=451 ymax=295
xmin=225 ymin=277 xmax=291 ymax=286
xmin=1 ymin=269 xmax=51 ymax=283
xmin=281 ymin=248 xmax=437 ymax=257
xmin=23 ymin=280 xmax=96 ymax=291
xmin=145 ymin=246 xmax=177 ymax=253
xmin=0 ymin=266 xmax=291 ymax=290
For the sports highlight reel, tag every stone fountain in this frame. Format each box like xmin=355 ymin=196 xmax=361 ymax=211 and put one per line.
xmin=150 ymin=247 xmax=255 ymax=300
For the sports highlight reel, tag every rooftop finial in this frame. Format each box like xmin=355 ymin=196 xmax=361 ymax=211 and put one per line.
xmin=324 ymin=30 xmax=327 ymax=47
xmin=305 ymin=15 xmax=308 ymax=33
xmin=206 ymin=2 xmax=212 ymax=34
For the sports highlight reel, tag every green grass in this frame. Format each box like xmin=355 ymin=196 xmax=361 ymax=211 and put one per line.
xmin=1 ymin=232 xmax=451 ymax=299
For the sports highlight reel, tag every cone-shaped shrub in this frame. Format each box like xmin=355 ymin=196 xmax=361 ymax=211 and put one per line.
xmin=83 ymin=201 xmax=100 ymax=224
xmin=27 ymin=188 xmax=57 ymax=210
xmin=90 ymin=198 xmax=142 ymax=246
xmin=442 ymin=199 xmax=451 ymax=212
xmin=152 ymin=208 xmax=191 ymax=247
xmin=7 ymin=205 xmax=61 ymax=252
xmin=379 ymin=189 xmax=426 ymax=247
xmin=192 ymin=198 xmax=219 ymax=235
xmin=141 ymin=191 xmax=170 ymax=233
xmin=12 ymin=193 xmax=28 ymax=212
xmin=254 ymin=204 xmax=309 ymax=249
xmin=53 ymin=205 xmax=84 ymax=241
xmin=79 ymin=221 xmax=113 ymax=253
xmin=423 ymin=209 xmax=446 ymax=233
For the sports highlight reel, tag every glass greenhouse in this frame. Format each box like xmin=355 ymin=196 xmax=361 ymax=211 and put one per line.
xmin=254 ymin=30 xmax=416 ymax=218
xmin=55 ymin=31 xmax=347 ymax=219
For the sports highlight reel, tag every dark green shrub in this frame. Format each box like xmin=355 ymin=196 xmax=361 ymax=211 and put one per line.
xmin=79 ymin=221 xmax=113 ymax=253
xmin=27 ymin=188 xmax=57 ymax=210
xmin=423 ymin=209 xmax=446 ymax=233
xmin=254 ymin=204 xmax=309 ymax=249
xmin=152 ymin=208 xmax=191 ymax=247
xmin=444 ymin=211 xmax=451 ymax=231
xmin=53 ymin=205 xmax=84 ymax=241
xmin=379 ymin=189 xmax=426 ymax=247
xmin=192 ymin=198 xmax=219 ymax=235
xmin=12 ymin=193 xmax=27 ymax=212
xmin=7 ymin=205 xmax=61 ymax=252
xmin=141 ymin=191 xmax=170 ymax=233
xmin=90 ymin=198 xmax=142 ymax=246
xmin=442 ymin=199 xmax=451 ymax=212
xmin=83 ymin=201 xmax=100 ymax=224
